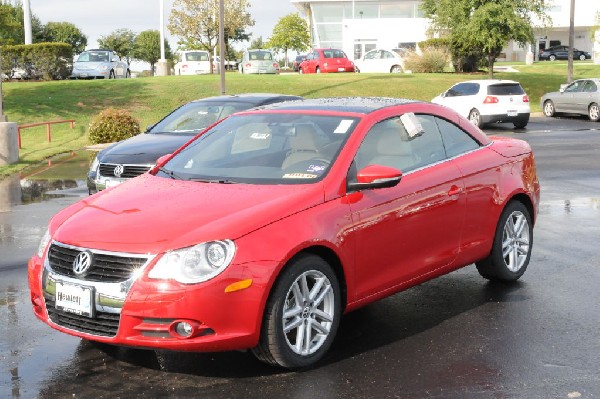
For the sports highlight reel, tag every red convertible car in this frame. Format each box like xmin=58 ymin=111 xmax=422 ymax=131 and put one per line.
xmin=29 ymin=98 xmax=540 ymax=369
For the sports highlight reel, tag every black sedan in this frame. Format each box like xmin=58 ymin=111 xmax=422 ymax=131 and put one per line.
xmin=539 ymin=45 xmax=591 ymax=61
xmin=87 ymin=93 xmax=303 ymax=194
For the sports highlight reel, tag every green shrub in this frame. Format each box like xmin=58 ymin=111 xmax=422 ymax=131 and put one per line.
xmin=88 ymin=108 xmax=141 ymax=144
xmin=404 ymin=48 xmax=449 ymax=73
xmin=0 ymin=42 xmax=73 ymax=80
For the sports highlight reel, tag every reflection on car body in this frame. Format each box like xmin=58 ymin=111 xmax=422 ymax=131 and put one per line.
xmin=30 ymin=97 xmax=540 ymax=369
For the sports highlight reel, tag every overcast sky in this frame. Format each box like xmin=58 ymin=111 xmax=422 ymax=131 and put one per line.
xmin=29 ymin=0 xmax=298 ymax=50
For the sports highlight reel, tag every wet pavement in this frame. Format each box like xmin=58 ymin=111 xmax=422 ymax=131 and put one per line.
xmin=1 ymin=117 xmax=600 ymax=398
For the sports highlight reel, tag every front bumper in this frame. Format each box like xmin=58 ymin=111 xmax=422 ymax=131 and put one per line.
xmin=70 ymin=69 xmax=109 ymax=79
xmin=28 ymin=246 xmax=277 ymax=352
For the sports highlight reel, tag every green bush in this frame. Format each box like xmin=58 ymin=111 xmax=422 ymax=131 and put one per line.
xmin=404 ymin=48 xmax=449 ymax=73
xmin=0 ymin=42 xmax=73 ymax=80
xmin=88 ymin=108 xmax=141 ymax=144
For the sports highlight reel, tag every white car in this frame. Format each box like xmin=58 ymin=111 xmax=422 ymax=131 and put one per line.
xmin=70 ymin=49 xmax=129 ymax=79
xmin=354 ymin=48 xmax=405 ymax=73
xmin=175 ymin=50 xmax=212 ymax=75
xmin=432 ymin=80 xmax=530 ymax=128
xmin=238 ymin=49 xmax=279 ymax=74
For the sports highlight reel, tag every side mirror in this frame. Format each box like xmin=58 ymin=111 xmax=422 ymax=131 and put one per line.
xmin=347 ymin=164 xmax=402 ymax=192
xmin=559 ymin=88 xmax=565 ymax=93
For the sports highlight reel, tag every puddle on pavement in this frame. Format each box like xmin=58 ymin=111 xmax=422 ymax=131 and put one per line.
xmin=538 ymin=198 xmax=600 ymax=216
xmin=0 ymin=151 xmax=90 ymax=211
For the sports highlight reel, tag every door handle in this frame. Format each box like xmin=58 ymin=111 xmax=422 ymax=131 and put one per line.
xmin=448 ymin=185 xmax=464 ymax=196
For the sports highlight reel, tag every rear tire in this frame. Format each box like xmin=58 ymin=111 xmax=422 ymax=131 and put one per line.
xmin=109 ymin=70 xmax=115 ymax=79
xmin=543 ymin=100 xmax=555 ymax=117
xmin=252 ymin=254 xmax=341 ymax=369
xmin=390 ymin=65 xmax=403 ymax=73
xmin=588 ymin=103 xmax=600 ymax=122
xmin=316 ymin=67 xmax=321 ymax=74
xmin=476 ymin=201 xmax=533 ymax=282
xmin=579 ymin=54 xmax=586 ymax=61
xmin=468 ymin=109 xmax=483 ymax=128
xmin=549 ymin=54 xmax=556 ymax=61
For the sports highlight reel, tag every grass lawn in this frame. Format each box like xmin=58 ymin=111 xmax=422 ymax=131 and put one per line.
xmin=1 ymin=61 xmax=599 ymax=178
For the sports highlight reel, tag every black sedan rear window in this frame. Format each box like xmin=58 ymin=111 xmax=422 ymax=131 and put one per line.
xmin=488 ymin=84 xmax=525 ymax=96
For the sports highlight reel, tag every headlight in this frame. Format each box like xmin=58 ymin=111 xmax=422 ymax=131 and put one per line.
xmin=89 ymin=155 xmax=99 ymax=173
xmin=37 ymin=229 xmax=51 ymax=258
xmin=148 ymin=240 xmax=236 ymax=284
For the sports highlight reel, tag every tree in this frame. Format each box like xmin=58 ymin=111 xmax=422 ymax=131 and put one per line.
xmin=168 ymin=0 xmax=254 ymax=72
xmin=98 ymin=29 xmax=136 ymax=64
xmin=41 ymin=22 xmax=87 ymax=54
xmin=0 ymin=1 xmax=44 ymax=45
xmin=249 ymin=36 xmax=264 ymax=50
xmin=421 ymin=0 xmax=550 ymax=78
xmin=266 ymin=13 xmax=310 ymax=68
xmin=133 ymin=30 xmax=172 ymax=75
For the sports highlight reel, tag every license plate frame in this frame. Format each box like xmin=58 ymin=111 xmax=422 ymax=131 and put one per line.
xmin=55 ymin=281 xmax=94 ymax=318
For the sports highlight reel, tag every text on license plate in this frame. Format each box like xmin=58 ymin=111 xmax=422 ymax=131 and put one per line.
xmin=56 ymin=281 xmax=93 ymax=318
xmin=507 ymin=110 xmax=518 ymax=116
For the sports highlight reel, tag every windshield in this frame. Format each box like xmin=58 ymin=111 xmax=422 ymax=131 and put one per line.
xmin=158 ymin=113 xmax=358 ymax=184
xmin=249 ymin=51 xmax=273 ymax=61
xmin=77 ymin=51 xmax=110 ymax=62
xmin=149 ymin=101 xmax=256 ymax=134
xmin=184 ymin=51 xmax=209 ymax=61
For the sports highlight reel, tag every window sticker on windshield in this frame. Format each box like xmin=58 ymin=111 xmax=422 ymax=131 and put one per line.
xmin=333 ymin=119 xmax=354 ymax=134
xmin=184 ymin=159 xmax=194 ymax=169
xmin=283 ymin=173 xmax=318 ymax=179
xmin=400 ymin=112 xmax=424 ymax=138
xmin=250 ymin=133 xmax=271 ymax=140
xmin=307 ymin=164 xmax=326 ymax=174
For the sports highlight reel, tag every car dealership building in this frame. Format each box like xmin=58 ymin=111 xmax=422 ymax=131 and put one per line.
xmin=291 ymin=0 xmax=600 ymax=63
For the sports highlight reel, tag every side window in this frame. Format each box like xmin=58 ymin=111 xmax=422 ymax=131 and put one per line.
xmin=434 ymin=117 xmax=480 ymax=158
xmin=353 ymin=114 xmax=446 ymax=173
xmin=565 ymin=81 xmax=584 ymax=92
xmin=583 ymin=80 xmax=597 ymax=93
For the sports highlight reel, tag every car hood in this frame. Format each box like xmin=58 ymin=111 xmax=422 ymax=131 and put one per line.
xmin=50 ymin=173 xmax=324 ymax=254
xmin=73 ymin=62 xmax=108 ymax=70
xmin=98 ymin=133 xmax=194 ymax=165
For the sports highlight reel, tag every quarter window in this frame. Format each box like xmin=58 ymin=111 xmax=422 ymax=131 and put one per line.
xmin=433 ymin=117 xmax=480 ymax=158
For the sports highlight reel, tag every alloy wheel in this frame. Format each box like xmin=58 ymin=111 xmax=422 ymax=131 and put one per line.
xmin=501 ymin=210 xmax=530 ymax=272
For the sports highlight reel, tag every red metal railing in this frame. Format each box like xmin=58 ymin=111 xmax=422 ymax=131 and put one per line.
xmin=17 ymin=119 xmax=76 ymax=149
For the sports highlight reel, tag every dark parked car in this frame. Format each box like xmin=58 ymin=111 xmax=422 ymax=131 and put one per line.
xmin=539 ymin=46 xmax=591 ymax=61
xmin=541 ymin=78 xmax=600 ymax=121
xmin=292 ymin=54 xmax=307 ymax=72
xmin=87 ymin=93 xmax=302 ymax=194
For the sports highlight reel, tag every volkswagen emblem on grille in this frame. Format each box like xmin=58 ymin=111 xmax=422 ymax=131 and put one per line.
xmin=114 ymin=164 xmax=125 ymax=177
xmin=73 ymin=251 xmax=93 ymax=275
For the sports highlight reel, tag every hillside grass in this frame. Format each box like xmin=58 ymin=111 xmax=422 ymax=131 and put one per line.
xmin=2 ymin=61 xmax=600 ymax=177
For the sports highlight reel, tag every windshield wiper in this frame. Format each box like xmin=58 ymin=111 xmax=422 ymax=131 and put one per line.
xmin=158 ymin=167 xmax=185 ymax=180
xmin=189 ymin=178 xmax=238 ymax=184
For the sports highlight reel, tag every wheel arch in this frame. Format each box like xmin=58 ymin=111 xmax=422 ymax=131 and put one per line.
xmin=275 ymin=246 xmax=348 ymax=313
xmin=507 ymin=193 xmax=535 ymax=226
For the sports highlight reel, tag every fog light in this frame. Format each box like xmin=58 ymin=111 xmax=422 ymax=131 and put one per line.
xmin=175 ymin=322 xmax=193 ymax=337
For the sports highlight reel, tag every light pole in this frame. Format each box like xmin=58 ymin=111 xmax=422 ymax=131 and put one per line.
xmin=156 ymin=0 xmax=169 ymax=76
xmin=219 ymin=0 xmax=225 ymax=94
xmin=23 ymin=0 xmax=32 ymax=45
xmin=568 ymin=0 xmax=575 ymax=83
xmin=0 ymin=48 xmax=6 ymax=122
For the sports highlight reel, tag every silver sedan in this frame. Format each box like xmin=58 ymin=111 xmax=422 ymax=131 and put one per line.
xmin=541 ymin=78 xmax=600 ymax=121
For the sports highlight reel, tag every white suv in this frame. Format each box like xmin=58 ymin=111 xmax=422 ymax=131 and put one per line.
xmin=432 ymin=80 xmax=530 ymax=128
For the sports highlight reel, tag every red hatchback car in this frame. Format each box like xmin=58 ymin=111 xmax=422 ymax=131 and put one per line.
xmin=29 ymin=98 xmax=540 ymax=369
xmin=299 ymin=48 xmax=355 ymax=74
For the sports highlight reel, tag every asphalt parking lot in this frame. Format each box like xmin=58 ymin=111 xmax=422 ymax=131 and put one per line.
xmin=1 ymin=115 xmax=599 ymax=398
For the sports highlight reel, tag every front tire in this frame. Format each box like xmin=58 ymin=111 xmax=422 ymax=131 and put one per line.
xmin=549 ymin=54 xmax=557 ymax=61
xmin=252 ymin=254 xmax=341 ymax=369
xmin=109 ymin=70 xmax=115 ymax=79
xmin=588 ymin=103 xmax=600 ymax=121
xmin=543 ymin=100 xmax=555 ymax=117
xmin=390 ymin=65 xmax=403 ymax=73
xmin=579 ymin=54 xmax=586 ymax=61
xmin=468 ymin=109 xmax=483 ymax=128
xmin=476 ymin=201 xmax=533 ymax=282
xmin=316 ymin=67 xmax=321 ymax=74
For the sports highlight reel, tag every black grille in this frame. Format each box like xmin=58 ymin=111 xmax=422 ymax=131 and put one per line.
xmin=48 ymin=244 xmax=148 ymax=283
xmin=45 ymin=296 xmax=120 ymax=337
xmin=99 ymin=163 xmax=152 ymax=178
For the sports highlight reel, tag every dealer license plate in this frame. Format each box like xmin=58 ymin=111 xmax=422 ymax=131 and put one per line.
xmin=55 ymin=281 xmax=94 ymax=318
xmin=507 ymin=110 xmax=518 ymax=117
